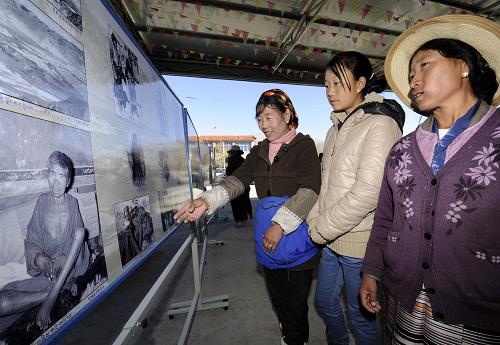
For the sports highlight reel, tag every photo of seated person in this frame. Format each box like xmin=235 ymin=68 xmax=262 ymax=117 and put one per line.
xmin=0 ymin=151 xmax=91 ymax=339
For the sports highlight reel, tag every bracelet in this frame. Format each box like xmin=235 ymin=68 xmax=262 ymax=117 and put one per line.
xmin=363 ymin=273 xmax=381 ymax=282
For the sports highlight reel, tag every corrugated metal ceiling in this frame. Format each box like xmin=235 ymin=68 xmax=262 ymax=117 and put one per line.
xmin=109 ymin=0 xmax=500 ymax=86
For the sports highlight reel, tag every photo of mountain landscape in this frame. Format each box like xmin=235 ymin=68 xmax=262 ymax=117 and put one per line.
xmin=0 ymin=0 xmax=89 ymax=121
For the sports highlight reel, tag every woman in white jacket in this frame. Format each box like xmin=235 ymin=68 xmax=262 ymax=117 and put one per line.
xmin=307 ymin=51 xmax=405 ymax=345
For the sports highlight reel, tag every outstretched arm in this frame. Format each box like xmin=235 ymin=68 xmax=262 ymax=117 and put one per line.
xmin=174 ymin=198 xmax=209 ymax=223
xmin=36 ymin=227 xmax=86 ymax=330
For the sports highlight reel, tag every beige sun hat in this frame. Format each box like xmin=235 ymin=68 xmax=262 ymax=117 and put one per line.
xmin=385 ymin=14 xmax=500 ymax=108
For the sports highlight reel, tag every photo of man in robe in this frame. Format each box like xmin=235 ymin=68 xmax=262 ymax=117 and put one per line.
xmin=0 ymin=151 xmax=91 ymax=340
xmin=114 ymin=196 xmax=155 ymax=267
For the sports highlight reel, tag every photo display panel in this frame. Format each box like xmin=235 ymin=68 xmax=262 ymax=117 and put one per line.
xmin=0 ymin=0 xmax=191 ymax=343
xmin=186 ymin=114 xmax=204 ymax=199
xmin=199 ymin=142 xmax=212 ymax=188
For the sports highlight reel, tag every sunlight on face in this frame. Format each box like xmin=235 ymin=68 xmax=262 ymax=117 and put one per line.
xmin=256 ymin=105 xmax=290 ymax=141
xmin=324 ymin=67 xmax=363 ymax=114
xmin=409 ymin=49 xmax=466 ymax=113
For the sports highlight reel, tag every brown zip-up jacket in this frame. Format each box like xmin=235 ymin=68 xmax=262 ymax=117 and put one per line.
xmin=231 ymin=133 xmax=321 ymax=200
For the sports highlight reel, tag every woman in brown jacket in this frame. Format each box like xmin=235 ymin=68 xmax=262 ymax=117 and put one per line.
xmin=175 ymin=89 xmax=321 ymax=345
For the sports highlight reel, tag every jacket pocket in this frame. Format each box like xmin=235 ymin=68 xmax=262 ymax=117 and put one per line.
xmin=383 ymin=231 xmax=402 ymax=278
xmin=463 ymin=242 xmax=500 ymax=304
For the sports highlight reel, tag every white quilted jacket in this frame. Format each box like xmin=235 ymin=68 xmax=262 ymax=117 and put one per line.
xmin=307 ymin=93 xmax=403 ymax=258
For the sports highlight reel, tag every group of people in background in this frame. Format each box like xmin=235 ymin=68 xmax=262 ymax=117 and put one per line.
xmin=175 ymin=14 xmax=500 ymax=345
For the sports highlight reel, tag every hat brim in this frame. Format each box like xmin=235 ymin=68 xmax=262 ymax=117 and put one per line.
xmin=385 ymin=15 xmax=500 ymax=108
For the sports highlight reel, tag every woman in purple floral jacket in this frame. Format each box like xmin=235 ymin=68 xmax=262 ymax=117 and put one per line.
xmin=359 ymin=15 xmax=500 ymax=344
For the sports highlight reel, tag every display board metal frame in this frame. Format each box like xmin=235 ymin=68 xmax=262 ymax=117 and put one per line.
xmin=0 ymin=0 xmax=195 ymax=344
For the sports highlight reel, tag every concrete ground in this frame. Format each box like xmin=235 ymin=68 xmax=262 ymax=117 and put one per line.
xmin=58 ymin=198 xmax=358 ymax=345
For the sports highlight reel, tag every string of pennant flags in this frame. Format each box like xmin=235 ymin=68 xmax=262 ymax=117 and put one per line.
xmin=140 ymin=0 xmax=470 ymax=31
xmin=158 ymin=45 xmax=325 ymax=81
xmin=151 ymin=39 xmax=381 ymax=82
xmin=138 ymin=3 xmax=470 ymax=53
xmin=127 ymin=0 xmax=470 ymax=81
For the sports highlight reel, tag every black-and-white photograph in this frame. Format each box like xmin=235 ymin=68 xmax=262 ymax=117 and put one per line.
xmin=0 ymin=110 xmax=107 ymax=344
xmin=158 ymin=190 xmax=177 ymax=233
xmin=47 ymin=0 xmax=82 ymax=31
xmin=187 ymin=120 xmax=204 ymax=193
xmin=113 ymin=196 xmax=155 ymax=267
xmin=0 ymin=0 xmax=89 ymax=121
xmin=128 ymin=133 xmax=146 ymax=190
xmin=109 ymin=31 xmax=141 ymax=121
xmin=158 ymin=149 xmax=171 ymax=185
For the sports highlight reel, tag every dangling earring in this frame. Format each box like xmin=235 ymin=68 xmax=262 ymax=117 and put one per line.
xmin=462 ymin=72 xmax=469 ymax=78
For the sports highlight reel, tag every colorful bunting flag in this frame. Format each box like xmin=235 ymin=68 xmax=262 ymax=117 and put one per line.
xmin=362 ymin=4 xmax=373 ymax=19
xmin=268 ymin=1 xmax=275 ymax=13
xmin=349 ymin=23 xmax=355 ymax=37
xmin=265 ymin=36 xmax=273 ymax=49
xmin=338 ymin=0 xmax=346 ymax=14
xmin=351 ymin=0 xmax=360 ymax=13
xmin=386 ymin=10 xmax=393 ymax=23
xmin=242 ymin=31 xmax=249 ymax=44
xmin=233 ymin=29 xmax=241 ymax=38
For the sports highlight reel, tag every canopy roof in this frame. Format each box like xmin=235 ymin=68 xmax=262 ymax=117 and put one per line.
xmin=110 ymin=0 xmax=499 ymax=86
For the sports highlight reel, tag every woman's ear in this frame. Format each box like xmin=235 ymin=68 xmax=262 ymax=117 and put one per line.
xmin=460 ymin=61 xmax=470 ymax=78
xmin=356 ymin=76 xmax=367 ymax=93
xmin=283 ymin=109 xmax=291 ymax=124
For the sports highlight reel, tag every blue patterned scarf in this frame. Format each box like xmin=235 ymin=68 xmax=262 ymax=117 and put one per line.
xmin=431 ymin=100 xmax=481 ymax=174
